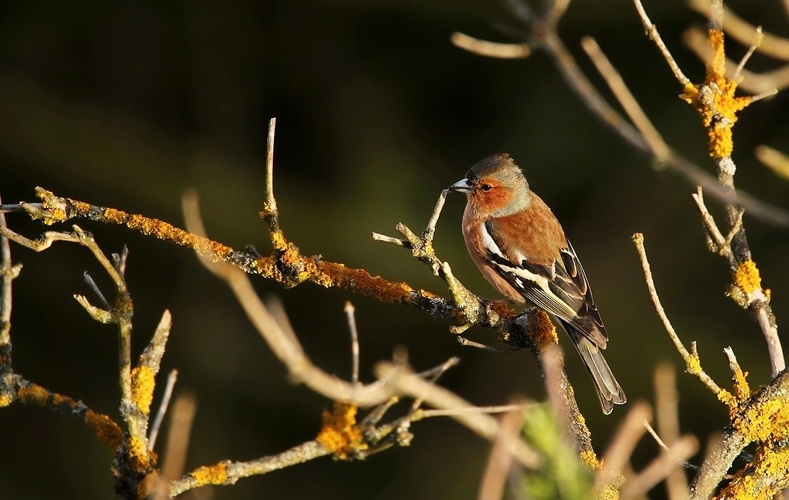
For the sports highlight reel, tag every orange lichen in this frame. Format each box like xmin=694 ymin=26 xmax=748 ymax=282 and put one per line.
xmin=0 ymin=394 xmax=12 ymax=407
xmin=130 ymin=366 xmax=155 ymax=415
xmin=191 ymin=462 xmax=229 ymax=486
xmin=18 ymin=383 xmax=49 ymax=405
xmin=85 ymin=409 xmax=123 ymax=450
xmin=528 ymin=310 xmax=559 ymax=348
xmin=734 ymin=260 xmax=762 ymax=296
xmin=316 ymin=401 xmax=367 ymax=460
xmin=679 ymin=28 xmax=753 ymax=159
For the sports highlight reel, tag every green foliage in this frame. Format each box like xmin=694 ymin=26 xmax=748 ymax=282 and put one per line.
xmin=522 ymin=404 xmax=593 ymax=500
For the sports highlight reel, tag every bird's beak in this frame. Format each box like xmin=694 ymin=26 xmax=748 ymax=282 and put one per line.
xmin=448 ymin=178 xmax=471 ymax=193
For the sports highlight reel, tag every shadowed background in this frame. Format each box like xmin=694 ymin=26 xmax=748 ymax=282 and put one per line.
xmin=1 ymin=0 xmax=788 ymax=498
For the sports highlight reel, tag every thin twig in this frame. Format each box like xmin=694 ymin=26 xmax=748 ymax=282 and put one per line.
xmin=733 ymin=27 xmax=763 ymax=82
xmin=148 ymin=369 xmax=178 ymax=450
xmin=621 ymin=435 xmax=699 ymax=498
xmin=182 ymin=192 xmax=397 ymax=407
xmin=596 ymin=402 xmax=652 ymax=490
xmin=688 ymin=0 xmax=789 ymax=61
xmin=263 ymin=117 xmax=279 ymax=232
xmin=632 ymin=233 xmax=722 ymax=394
xmin=632 ymin=0 xmax=690 ymax=85
xmin=654 ymin=363 xmax=691 ymax=497
xmin=419 ymin=403 xmax=528 ymax=418
xmin=581 ymin=36 xmax=670 ymax=162
xmin=344 ymin=301 xmax=360 ymax=386
xmin=756 ymin=145 xmax=789 ymax=180
xmin=0 ymin=195 xmax=15 ymax=367
xmin=422 ymin=188 xmax=449 ymax=243
xmin=374 ymin=360 xmax=542 ymax=469
xmin=157 ymin=392 xmax=197 ymax=497
xmin=478 ymin=399 xmax=528 ymax=500
xmin=450 ymin=32 xmax=531 ymax=59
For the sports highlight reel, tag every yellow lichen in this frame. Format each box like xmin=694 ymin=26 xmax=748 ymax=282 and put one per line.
xmin=316 ymin=401 xmax=367 ymax=460
xmin=269 ymin=230 xmax=288 ymax=251
xmin=126 ymin=435 xmax=155 ymax=471
xmin=191 ymin=462 xmax=229 ymax=486
xmin=597 ymin=482 xmax=622 ymax=500
xmin=580 ymin=449 xmax=601 ymax=470
xmin=731 ymin=365 xmax=751 ymax=402
xmin=734 ymin=260 xmax=762 ymax=296
xmin=0 ymin=394 xmax=13 ymax=407
xmin=130 ymin=365 xmax=155 ymax=415
xmin=732 ymin=398 xmax=789 ymax=444
xmin=717 ymin=388 xmax=737 ymax=409
xmin=720 ymin=443 xmax=789 ymax=499
xmin=686 ymin=352 xmax=702 ymax=375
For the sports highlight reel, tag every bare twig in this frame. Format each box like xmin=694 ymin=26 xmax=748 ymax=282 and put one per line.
xmin=733 ymin=27 xmax=763 ymax=82
xmin=688 ymin=0 xmax=789 ymax=61
xmin=621 ymin=435 xmax=699 ymax=498
xmin=596 ymin=401 xmax=652 ymax=490
xmin=374 ymin=360 xmax=542 ymax=469
xmin=478 ymin=399 xmax=528 ymax=500
xmin=632 ymin=233 xmax=722 ymax=394
xmin=756 ymin=145 xmax=789 ymax=181
xmin=581 ymin=36 xmax=670 ymax=162
xmin=450 ymin=32 xmax=531 ymax=59
xmin=344 ymin=301 xmax=360 ymax=386
xmin=0 ymin=196 xmax=16 ymax=370
xmin=262 ymin=117 xmax=279 ymax=232
xmin=632 ymin=0 xmax=690 ymax=85
xmin=183 ymin=194 xmax=397 ymax=407
xmin=148 ymin=369 xmax=178 ymax=450
xmin=654 ymin=363 xmax=691 ymax=498
xmin=157 ymin=392 xmax=198 ymax=497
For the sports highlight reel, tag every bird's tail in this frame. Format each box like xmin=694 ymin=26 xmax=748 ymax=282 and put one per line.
xmin=564 ymin=326 xmax=626 ymax=415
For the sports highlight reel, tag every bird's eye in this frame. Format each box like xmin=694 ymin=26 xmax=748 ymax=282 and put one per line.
xmin=480 ymin=183 xmax=493 ymax=192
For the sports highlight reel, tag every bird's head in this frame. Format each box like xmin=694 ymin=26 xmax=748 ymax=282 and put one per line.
xmin=448 ymin=153 xmax=531 ymax=218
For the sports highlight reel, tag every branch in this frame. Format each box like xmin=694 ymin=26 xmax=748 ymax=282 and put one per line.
xmin=691 ymin=367 xmax=789 ymax=498
xmin=485 ymin=0 xmax=789 ymax=228
xmin=632 ymin=233 xmax=722 ymax=394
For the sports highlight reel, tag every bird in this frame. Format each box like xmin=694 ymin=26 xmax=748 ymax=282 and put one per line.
xmin=448 ymin=153 xmax=626 ymax=414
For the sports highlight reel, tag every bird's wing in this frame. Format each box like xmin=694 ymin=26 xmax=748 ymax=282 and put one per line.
xmin=482 ymin=221 xmax=608 ymax=348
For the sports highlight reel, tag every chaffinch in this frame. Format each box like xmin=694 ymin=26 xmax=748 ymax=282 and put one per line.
xmin=449 ymin=153 xmax=626 ymax=414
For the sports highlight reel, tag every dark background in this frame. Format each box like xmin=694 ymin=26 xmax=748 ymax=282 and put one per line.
xmin=1 ymin=0 xmax=788 ymax=498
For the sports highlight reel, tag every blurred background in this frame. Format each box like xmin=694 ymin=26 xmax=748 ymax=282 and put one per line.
xmin=1 ymin=0 xmax=788 ymax=498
